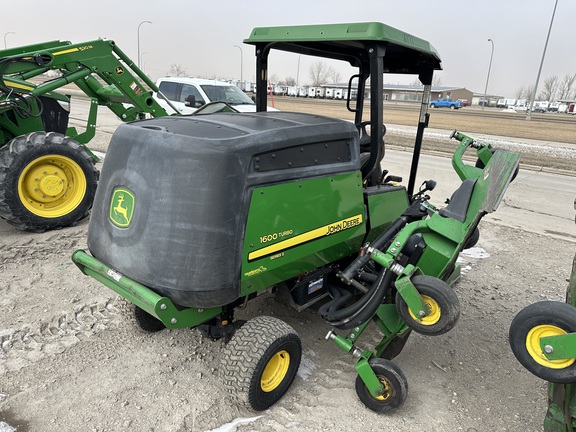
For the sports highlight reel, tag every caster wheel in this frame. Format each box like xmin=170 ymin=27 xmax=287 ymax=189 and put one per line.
xmin=395 ymin=275 xmax=460 ymax=336
xmin=355 ymin=358 xmax=408 ymax=413
xmin=509 ymin=301 xmax=576 ymax=383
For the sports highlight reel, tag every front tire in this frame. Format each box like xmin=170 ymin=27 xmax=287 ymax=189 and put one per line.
xmin=220 ymin=316 xmax=302 ymax=411
xmin=355 ymin=358 xmax=408 ymax=413
xmin=509 ymin=301 xmax=576 ymax=383
xmin=0 ymin=132 xmax=98 ymax=231
xmin=395 ymin=275 xmax=460 ymax=336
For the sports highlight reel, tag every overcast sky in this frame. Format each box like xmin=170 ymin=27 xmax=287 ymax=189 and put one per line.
xmin=2 ymin=0 xmax=573 ymax=98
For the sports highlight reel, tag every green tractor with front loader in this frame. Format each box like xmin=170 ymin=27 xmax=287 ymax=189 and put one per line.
xmin=72 ymin=22 xmax=521 ymax=412
xmin=0 ymin=39 xmax=173 ymax=232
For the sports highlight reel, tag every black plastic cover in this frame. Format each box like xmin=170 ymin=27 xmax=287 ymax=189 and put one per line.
xmin=88 ymin=112 xmax=360 ymax=308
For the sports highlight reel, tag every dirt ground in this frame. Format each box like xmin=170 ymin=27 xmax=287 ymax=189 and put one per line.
xmin=1 ymin=103 xmax=576 ymax=431
xmin=1 ymin=214 xmax=573 ymax=432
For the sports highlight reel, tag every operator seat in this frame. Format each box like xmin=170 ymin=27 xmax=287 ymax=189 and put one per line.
xmin=358 ymin=121 xmax=386 ymax=185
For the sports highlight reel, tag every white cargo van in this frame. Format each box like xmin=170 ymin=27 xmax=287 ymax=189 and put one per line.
xmin=153 ymin=77 xmax=258 ymax=114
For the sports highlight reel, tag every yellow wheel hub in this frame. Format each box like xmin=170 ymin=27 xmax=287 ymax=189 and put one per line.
xmin=261 ymin=350 xmax=290 ymax=393
xmin=408 ymin=295 xmax=441 ymax=325
xmin=374 ymin=376 xmax=392 ymax=401
xmin=17 ymin=154 xmax=86 ymax=218
xmin=526 ymin=325 xmax=576 ymax=369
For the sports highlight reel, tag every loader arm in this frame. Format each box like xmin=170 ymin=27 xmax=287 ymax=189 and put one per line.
xmin=0 ymin=39 xmax=171 ymax=124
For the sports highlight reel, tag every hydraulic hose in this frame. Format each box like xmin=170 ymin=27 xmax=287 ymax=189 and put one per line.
xmin=320 ymin=267 xmax=394 ymax=330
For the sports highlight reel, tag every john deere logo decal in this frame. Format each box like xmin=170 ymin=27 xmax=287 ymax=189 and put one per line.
xmin=115 ymin=66 xmax=124 ymax=75
xmin=109 ymin=188 xmax=135 ymax=228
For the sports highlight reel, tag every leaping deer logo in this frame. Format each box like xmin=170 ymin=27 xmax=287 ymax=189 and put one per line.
xmin=110 ymin=189 xmax=134 ymax=227
xmin=113 ymin=194 xmax=128 ymax=223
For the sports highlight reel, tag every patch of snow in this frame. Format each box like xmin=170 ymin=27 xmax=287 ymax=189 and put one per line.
xmin=297 ymin=349 xmax=318 ymax=380
xmin=0 ymin=422 xmax=16 ymax=432
xmin=206 ymin=416 xmax=263 ymax=432
xmin=460 ymin=247 xmax=490 ymax=259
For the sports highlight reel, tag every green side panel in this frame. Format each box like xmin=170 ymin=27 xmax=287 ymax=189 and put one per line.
xmin=241 ymin=172 xmax=365 ymax=294
xmin=364 ymin=186 xmax=409 ymax=243
xmin=418 ymin=230 xmax=459 ymax=277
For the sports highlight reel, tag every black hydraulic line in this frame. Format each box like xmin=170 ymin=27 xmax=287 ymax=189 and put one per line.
xmin=321 ymin=268 xmax=386 ymax=322
xmin=327 ymin=268 xmax=394 ymax=330
xmin=318 ymin=284 xmax=353 ymax=317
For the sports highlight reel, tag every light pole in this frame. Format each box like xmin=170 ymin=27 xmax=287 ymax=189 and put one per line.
xmin=3 ymin=32 xmax=15 ymax=49
xmin=296 ymin=55 xmax=301 ymax=86
xmin=137 ymin=21 xmax=152 ymax=69
xmin=482 ymin=38 xmax=494 ymax=111
xmin=527 ymin=0 xmax=559 ymax=121
xmin=140 ymin=52 xmax=147 ymax=73
xmin=233 ymin=45 xmax=243 ymax=84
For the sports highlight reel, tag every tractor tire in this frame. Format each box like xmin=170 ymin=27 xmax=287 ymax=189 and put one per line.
xmin=219 ymin=315 xmax=302 ymax=411
xmin=355 ymin=358 xmax=408 ymax=413
xmin=509 ymin=301 xmax=576 ymax=383
xmin=395 ymin=275 xmax=460 ymax=336
xmin=464 ymin=226 xmax=480 ymax=249
xmin=0 ymin=132 xmax=98 ymax=232
xmin=116 ymin=296 xmax=166 ymax=333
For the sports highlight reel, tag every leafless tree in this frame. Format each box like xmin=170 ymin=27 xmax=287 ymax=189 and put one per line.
xmin=269 ymin=74 xmax=279 ymax=85
xmin=558 ymin=73 xmax=576 ymax=99
xmin=285 ymin=76 xmax=297 ymax=86
xmin=514 ymin=85 xmax=525 ymax=99
xmin=432 ymin=76 xmax=443 ymax=86
xmin=538 ymin=75 xmax=558 ymax=101
xmin=524 ymin=86 xmax=535 ymax=103
xmin=309 ymin=61 xmax=330 ymax=86
xmin=168 ymin=64 xmax=186 ymax=77
xmin=328 ymin=67 xmax=341 ymax=84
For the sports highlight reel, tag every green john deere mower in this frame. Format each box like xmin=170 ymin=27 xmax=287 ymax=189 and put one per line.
xmin=72 ymin=22 xmax=521 ymax=412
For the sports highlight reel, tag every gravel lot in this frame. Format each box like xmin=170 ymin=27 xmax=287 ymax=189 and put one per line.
xmin=1 ymin=99 xmax=575 ymax=431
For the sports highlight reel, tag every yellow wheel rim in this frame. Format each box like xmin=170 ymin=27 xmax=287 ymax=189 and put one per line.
xmin=261 ymin=349 xmax=290 ymax=393
xmin=526 ymin=325 xmax=576 ymax=369
xmin=374 ymin=375 xmax=392 ymax=401
xmin=17 ymin=154 xmax=86 ymax=218
xmin=408 ymin=295 xmax=441 ymax=325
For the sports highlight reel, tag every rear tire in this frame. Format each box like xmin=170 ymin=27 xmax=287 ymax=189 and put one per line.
xmin=0 ymin=132 xmax=98 ymax=232
xmin=116 ymin=297 xmax=166 ymax=333
xmin=220 ymin=316 xmax=301 ymax=411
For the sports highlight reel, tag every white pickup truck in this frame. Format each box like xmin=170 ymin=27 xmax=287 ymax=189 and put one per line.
xmin=153 ymin=77 xmax=258 ymax=114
